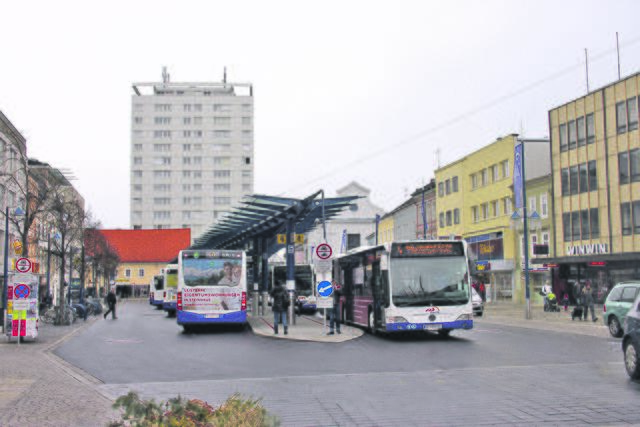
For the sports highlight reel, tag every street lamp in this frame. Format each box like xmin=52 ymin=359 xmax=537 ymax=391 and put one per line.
xmin=2 ymin=206 xmax=25 ymax=329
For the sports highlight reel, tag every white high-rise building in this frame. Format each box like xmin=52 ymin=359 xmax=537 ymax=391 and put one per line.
xmin=130 ymin=68 xmax=254 ymax=240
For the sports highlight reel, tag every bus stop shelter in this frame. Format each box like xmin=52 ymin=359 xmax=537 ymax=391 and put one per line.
xmin=186 ymin=190 xmax=359 ymax=320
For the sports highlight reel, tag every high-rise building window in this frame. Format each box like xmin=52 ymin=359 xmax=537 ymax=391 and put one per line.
xmin=617 ymin=101 xmax=628 ymax=134
xmin=619 ymin=151 xmax=630 ymax=184
xmin=438 ymin=182 xmax=444 ymax=197
xmin=439 ymin=212 xmax=445 ymax=228
xmin=452 ymin=176 xmax=458 ymax=192
xmin=586 ymin=113 xmax=595 ymax=144
xmin=568 ymin=120 xmax=577 ymax=149
xmin=628 ymin=97 xmax=638 ymax=131
xmin=471 ymin=206 xmax=479 ymax=223
xmin=445 ymin=179 xmax=451 ymax=195
xmin=559 ymin=123 xmax=568 ymax=152
xmin=577 ymin=116 xmax=586 ymax=146
xmin=446 ymin=210 xmax=452 ymax=226
xmin=214 ymin=117 xmax=231 ymax=125
xmin=453 ymin=208 xmax=460 ymax=224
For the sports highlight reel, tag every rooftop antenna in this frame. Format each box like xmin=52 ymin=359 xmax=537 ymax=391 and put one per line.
xmin=616 ymin=32 xmax=621 ymax=79
xmin=584 ymin=48 xmax=590 ymax=93
xmin=162 ymin=66 xmax=170 ymax=84
xmin=223 ymin=66 xmax=227 ymax=84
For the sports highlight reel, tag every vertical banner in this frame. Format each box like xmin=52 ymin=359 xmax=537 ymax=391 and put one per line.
xmin=375 ymin=214 xmax=381 ymax=245
xmin=513 ymin=143 xmax=524 ymax=209
xmin=340 ymin=229 xmax=347 ymax=254
xmin=421 ymin=191 xmax=427 ymax=239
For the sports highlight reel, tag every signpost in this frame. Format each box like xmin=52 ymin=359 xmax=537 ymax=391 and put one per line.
xmin=316 ymin=243 xmax=332 ymax=260
xmin=15 ymin=258 xmax=32 ymax=273
xmin=317 ymin=280 xmax=333 ymax=333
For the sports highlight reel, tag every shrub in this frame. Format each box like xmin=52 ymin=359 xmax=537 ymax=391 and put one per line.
xmin=108 ymin=391 xmax=279 ymax=427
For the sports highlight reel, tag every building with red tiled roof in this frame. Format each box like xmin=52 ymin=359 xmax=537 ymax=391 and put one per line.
xmin=99 ymin=228 xmax=190 ymax=295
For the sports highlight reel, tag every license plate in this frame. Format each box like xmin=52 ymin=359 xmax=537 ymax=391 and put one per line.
xmin=424 ymin=324 xmax=441 ymax=330
xmin=205 ymin=314 xmax=219 ymax=318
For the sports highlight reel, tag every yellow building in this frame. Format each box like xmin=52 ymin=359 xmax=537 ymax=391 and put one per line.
xmin=435 ymin=134 xmax=520 ymax=299
xmin=378 ymin=214 xmax=394 ymax=245
xmin=546 ymin=72 xmax=640 ymax=304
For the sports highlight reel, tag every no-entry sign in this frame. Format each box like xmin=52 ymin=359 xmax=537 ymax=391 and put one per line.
xmin=316 ymin=243 xmax=332 ymax=260
xmin=15 ymin=258 xmax=32 ymax=273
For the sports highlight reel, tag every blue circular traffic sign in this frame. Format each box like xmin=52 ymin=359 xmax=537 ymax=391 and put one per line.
xmin=14 ymin=284 xmax=31 ymax=299
xmin=317 ymin=280 xmax=333 ymax=297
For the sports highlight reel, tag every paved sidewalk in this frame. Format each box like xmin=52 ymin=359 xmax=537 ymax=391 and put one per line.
xmin=0 ymin=313 xmax=117 ymax=427
xmin=481 ymin=300 xmax=609 ymax=338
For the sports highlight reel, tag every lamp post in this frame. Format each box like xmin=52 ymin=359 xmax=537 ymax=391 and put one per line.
xmin=2 ymin=206 xmax=25 ymax=329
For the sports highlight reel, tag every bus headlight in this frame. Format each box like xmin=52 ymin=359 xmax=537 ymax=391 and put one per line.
xmin=456 ymin=314 xmax=472 ymax=321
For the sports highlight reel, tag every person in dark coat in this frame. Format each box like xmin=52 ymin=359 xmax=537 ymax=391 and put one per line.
xmin=582 ymin=280 xmax=598 ymax=322
xmin=103 ymin=289 xmax=117 ymax=320
xmin=329 ymin=281 xmax=342 ymax=335
xmin=270 ymin=281 xmax=289 ymax=335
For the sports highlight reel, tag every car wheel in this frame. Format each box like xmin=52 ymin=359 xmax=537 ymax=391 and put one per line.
xmin=438 ymin=329 xmax=452 ymax=337
xmin=609 ymin=316 xmax=623 ymax=338
xmin=368 ymin=310 xmax=376 ymax=335
xmin=624 ymin=339 xmax=640 ymax=380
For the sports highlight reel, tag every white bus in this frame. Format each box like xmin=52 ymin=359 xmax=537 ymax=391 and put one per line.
xmin=149 ymin=275 xmax=164 ymax=308
xmin=162 ymin=264 xmax=179 ymax=316
xmin=177 ymin=249 xmax=247 ymax=331
xmin=333 ymin=240 xmax=473 ymax=337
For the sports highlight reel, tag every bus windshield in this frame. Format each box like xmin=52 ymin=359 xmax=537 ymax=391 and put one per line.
xmin=273 ymin=265 xmax=314 ymax=296
xmin=390 ymin=256 xmax=469 ymax=307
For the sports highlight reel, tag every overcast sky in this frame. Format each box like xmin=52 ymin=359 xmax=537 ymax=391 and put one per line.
xmin=2 ymin=0 xmax=640 ymax=229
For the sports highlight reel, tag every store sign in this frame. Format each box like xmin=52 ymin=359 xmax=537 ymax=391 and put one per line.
xmin=566 ymin=243 xmax=608 ymax=256
xmin=475 ymin=261 xmax=491 ymax=271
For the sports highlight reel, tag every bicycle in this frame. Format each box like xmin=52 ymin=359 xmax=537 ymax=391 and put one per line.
xmin=40 ymin=305 xmax=77 ymax=325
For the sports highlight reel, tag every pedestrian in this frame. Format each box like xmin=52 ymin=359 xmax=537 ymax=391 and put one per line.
xmin=329 ymin=281 xmax=342 ymax=335
xmin=270 ymin=280 xmax=289 ymax=335
xmin=479 ymin=282 xmax=486 ymax=302
xmin=562 ymin=291 xmax=570 ymax=312
xmin=103 ymin=288 xmax=118 ymax=320
xmin=541 ymin=280 xmax=552 ymax=309
xmin=581 ymin=280 xmax=598 ymax=322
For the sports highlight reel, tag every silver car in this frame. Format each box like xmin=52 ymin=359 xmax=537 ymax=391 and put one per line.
xmin=472 ymin=287 xmax=484 ymax=316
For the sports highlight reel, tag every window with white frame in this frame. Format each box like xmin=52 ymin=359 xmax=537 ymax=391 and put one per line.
xmin=472 ymin=206 xmax=479 ymax=222
xmin=501 ymin=160 xmax=510 ymax=178
xmin=214 ymin=117 xmax=231 ymax=125
xmin=528 ymin=196 xmax=536 ymax=214
xmin=138 ymin=268 xmax=145 ymax=277
xmin=530 ymin=234 xmax=538 ymax=257
xmin=125 ymin=269 xmax=131 ymax=278
xmin=540 ymin=193 xmax=548 ymax=218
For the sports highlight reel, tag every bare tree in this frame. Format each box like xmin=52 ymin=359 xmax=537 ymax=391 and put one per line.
xmin=83 ymin=218 xmax=120 ymax=297
xmin=47 ymin=185 xmax=85 ymax=324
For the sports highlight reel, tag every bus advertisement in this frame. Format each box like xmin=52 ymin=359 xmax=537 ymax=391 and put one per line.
xmin=333 ymin=240 xmax=473 ymax=336
xmin=177 ymin=249 xmax=247 ymax=330
xmin=150 ymin=275 xmax=164 ymax=307
xmin=162 ymin=264 xmax=179 ymax=315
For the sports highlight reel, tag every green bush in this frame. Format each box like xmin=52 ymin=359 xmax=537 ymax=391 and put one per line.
xmin=108 ymin=391 xmax=279 ymax=427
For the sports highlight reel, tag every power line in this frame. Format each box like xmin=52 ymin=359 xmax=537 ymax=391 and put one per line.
xmin=286 ymin=34 xmax=640 ymax=196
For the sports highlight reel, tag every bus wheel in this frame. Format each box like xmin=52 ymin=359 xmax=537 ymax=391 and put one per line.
xmin=368 ymin=310 xmax=376 ymax=335
xmin=182 ymin=325 xmax=193 ymax=334
xmin=438 ymin=329 xmax=451 ymax=337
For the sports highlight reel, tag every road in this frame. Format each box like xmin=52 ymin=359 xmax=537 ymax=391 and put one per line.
xmin=56 ymin=301 xmax=640 ymax=426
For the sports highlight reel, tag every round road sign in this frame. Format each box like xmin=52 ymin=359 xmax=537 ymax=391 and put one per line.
xmin=14 ymin=283 xmax=31 ymax=299
xmin=15 ymin=257 xmax=32 ymax=273
xmin=317 ymin=280 xmax=333 ymax=297
xmin=316 ymin=243 xmax=332 ymax=260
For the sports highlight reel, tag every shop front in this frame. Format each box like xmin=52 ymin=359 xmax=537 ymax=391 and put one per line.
xmin=533 ymin=247 xmax=640 ymax=305
xmin=467 ymin=232 xmax=515 ymax=301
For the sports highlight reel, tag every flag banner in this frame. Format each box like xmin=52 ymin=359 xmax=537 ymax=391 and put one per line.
xmin=513 ymin=143 xmax=524 ymax=209
xmin=340 ymin=229 xmax=347 ymax=254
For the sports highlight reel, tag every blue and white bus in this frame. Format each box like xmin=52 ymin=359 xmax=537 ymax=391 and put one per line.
xmin=177 ymin=249 xmax=247 ymax=332
xmin=333 ymin=240 xmax=473 ymax=337
xmin=162 ymin=264 xmax=179 ymax=316
xmin=149 ymin=275 xmax=164 ymax=308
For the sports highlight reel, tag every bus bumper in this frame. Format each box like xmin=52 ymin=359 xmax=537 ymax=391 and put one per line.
xmin=177 ymin=310 xmax=247 ymax=325
xmin=385 ymin=319 xmax=473 ymax=332
xmin=163 ymin=301 xmax=177 ymax=311
xmin=151 ymin=299 xmax=164 ymax=307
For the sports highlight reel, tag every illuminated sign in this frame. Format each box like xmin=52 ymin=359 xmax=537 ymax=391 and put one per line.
xmin=544 ymin=263 xmax=559 ymax=268
xmin=475 ymin=261 xmax=491 ymax=271
xmin=391 ymin=242 xmax=464 ymax=258
xmin=588 ymin=261 xmax=606 ymax=267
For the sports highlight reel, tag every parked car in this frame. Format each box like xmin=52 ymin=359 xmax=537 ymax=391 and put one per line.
xmin=472 ymin=287 xmax=484 ymax=317
xmin=622 ymin=291 xmax=640 ymax=380
xmin=603 ymin=281 xmax=640 ymax=337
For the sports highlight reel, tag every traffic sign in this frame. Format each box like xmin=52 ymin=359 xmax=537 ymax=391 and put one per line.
xmin=316 ymin=297 xmax=333 ymax=309
xmin=14 ymin=284 xmax=31 ymax=299
xmin=12 ymin=300 xmax=29 ymax=310
xmin=15 ymin=258 xmax=31 ymax=273
xmin=316 ymin=243 xmax=332 ymax=260
xmin=317 ymin=280 xmax=333 ymax=297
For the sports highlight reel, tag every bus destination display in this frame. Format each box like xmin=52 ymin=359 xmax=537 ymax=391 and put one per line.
xmin=391 ymin=242 xmax=464 ymax=258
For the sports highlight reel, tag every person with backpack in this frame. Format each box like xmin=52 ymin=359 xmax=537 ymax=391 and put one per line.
xmin=270 ymin=280 xmax=289 ymax=335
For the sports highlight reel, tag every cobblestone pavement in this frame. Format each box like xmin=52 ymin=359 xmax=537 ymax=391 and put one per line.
xmin=0 ymin=316 xmax=117 ymax=427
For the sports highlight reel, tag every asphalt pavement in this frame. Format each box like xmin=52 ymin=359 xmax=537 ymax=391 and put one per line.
xmin=0 ymin=299 xmax=626 ymax=426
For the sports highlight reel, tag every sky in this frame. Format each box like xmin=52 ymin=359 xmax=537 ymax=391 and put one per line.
xmin=2 ymin=0 xmax=640 ymax=229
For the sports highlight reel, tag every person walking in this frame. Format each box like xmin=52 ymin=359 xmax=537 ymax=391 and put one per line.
xmin=270 ymin=281 xmax=289 ymax=335
xmin=328 ymin=281 xmax=342 ymax=335
xmin=541 ymin=280 xmax=552 ymax=310
xmin=582 ymin=281 xmax=598 ymax=322
xmin=104 ymin=288 xmax=117 ymax=320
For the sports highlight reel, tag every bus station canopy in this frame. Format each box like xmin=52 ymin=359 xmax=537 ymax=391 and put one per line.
xmin=189 ymin=190 xmax=359 ymax=256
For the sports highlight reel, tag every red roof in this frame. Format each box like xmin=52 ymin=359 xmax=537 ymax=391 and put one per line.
xmin=98 ymin=229 xmax=191 ymax=263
